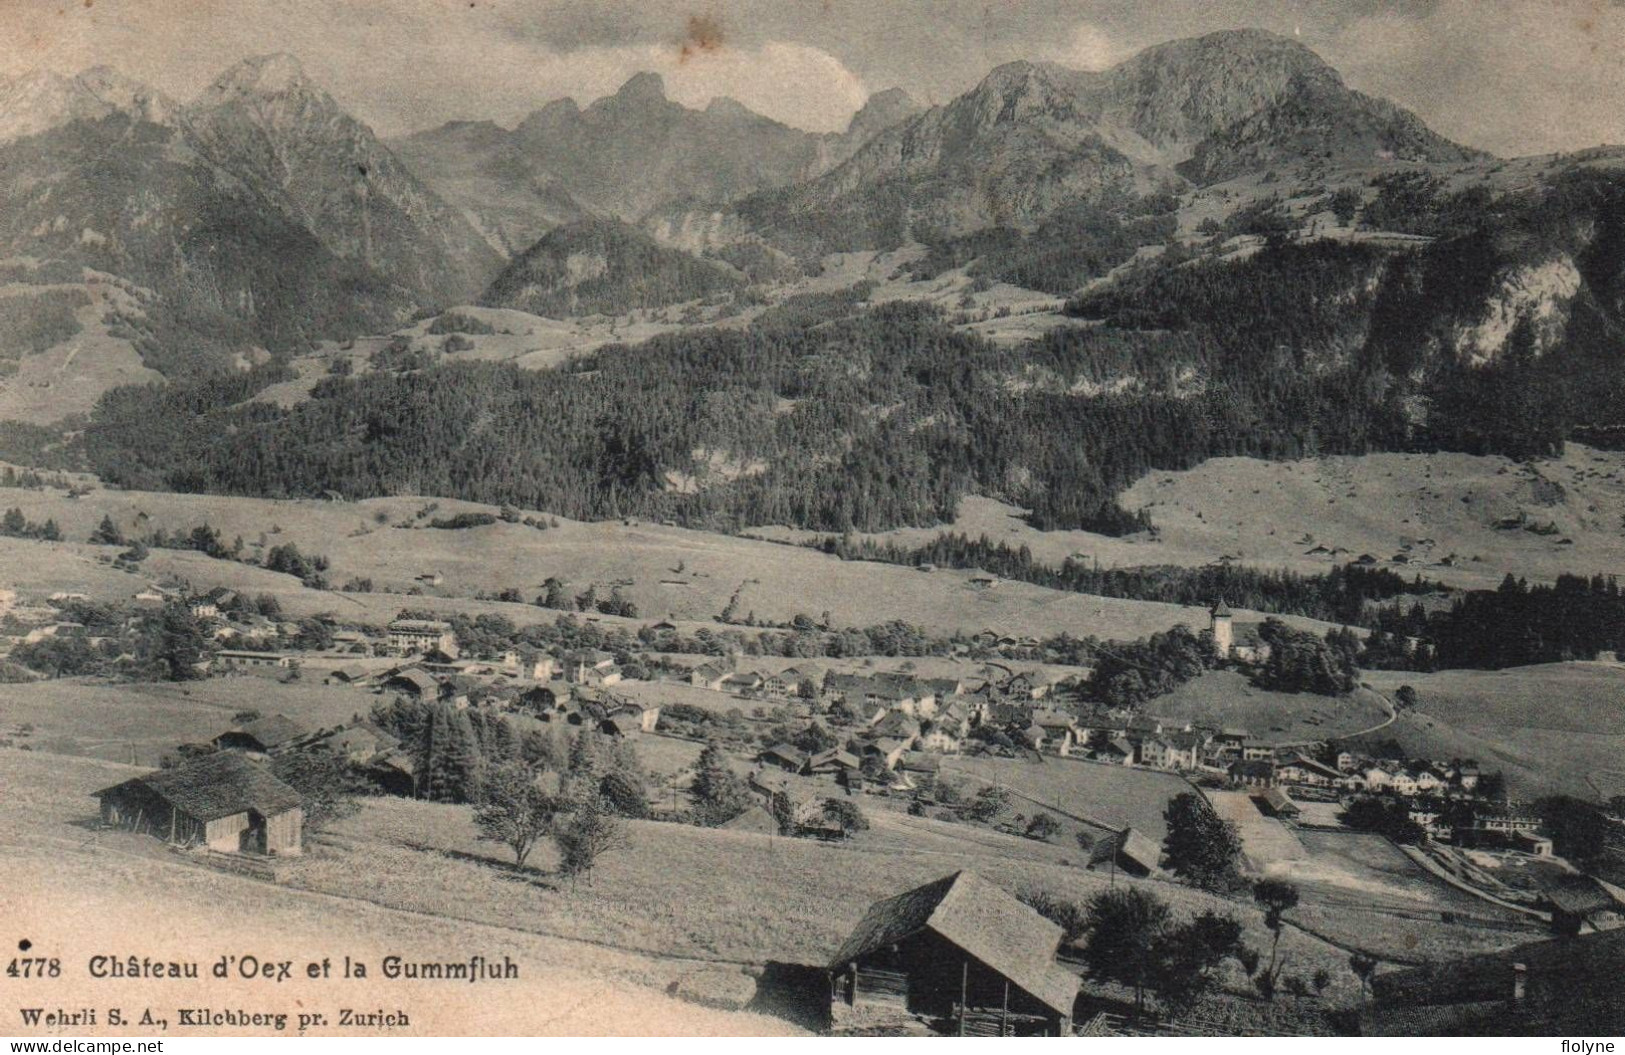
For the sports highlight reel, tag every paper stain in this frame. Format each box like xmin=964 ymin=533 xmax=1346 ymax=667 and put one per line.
xmin=677 ymin=14 xmax=725 ymax=63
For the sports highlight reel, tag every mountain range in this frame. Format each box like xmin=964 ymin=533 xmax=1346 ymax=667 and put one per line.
xmin=0 ymin=26 xmax=1602 ymax=428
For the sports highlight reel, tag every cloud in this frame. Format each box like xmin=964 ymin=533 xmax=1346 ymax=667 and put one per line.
xmin=0 ymin=0 xmax=1621 ymax=152
xmin=1045 ymin=22 xmax=1130 ymax=72
xmin=1324 ymin=0 xmax=1625 ymax=156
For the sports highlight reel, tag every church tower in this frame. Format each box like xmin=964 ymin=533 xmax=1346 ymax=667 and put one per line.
xmin=1210 ymin=599 xmax=1234 ymax=659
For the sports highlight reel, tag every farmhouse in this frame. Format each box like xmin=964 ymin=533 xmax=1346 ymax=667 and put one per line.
xmin=313 ymin=723 xmax=399 ymax=764
xmin=828 ymin=871 xmax=1076 ymax=1036
xmin=567 ymin=650 xmax=622 ymax=686
xmin=804 ymin=748 xmax=861 ymax=778
xmin=689 ymin=661 xmax=731 ymax=691
xmin=94 ymin=752 xmax=303 ymax=856
xmin=386 ymin=619 xmax=458 ymax=658
xmin=758 ymin=744 xmax=807 ymax=773
xmin=382 ymin=668 xmax=441 ymax=701
xmin=1276 ymin=754 xmax=1342 ymax=787
xmin=212 ymin=714 xmax=309 ymax=756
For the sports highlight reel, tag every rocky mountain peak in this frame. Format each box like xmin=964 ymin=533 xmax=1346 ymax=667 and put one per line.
xmin=203 ymin=53 xmax=311 ymax=100
xmin=613 ymin=71 xmax=667 ymax=102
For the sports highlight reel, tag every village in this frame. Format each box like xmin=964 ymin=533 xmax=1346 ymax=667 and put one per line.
xmin=7 ymin=567 xmax=1624 ymax=1038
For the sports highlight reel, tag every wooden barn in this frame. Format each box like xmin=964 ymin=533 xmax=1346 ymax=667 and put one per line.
xmin=828 ymin=871 xmax=1076 ymax=1036
xmin=212 ymin=714 xmax=309 ymax=756
xmin=93 ymin=752 xmax=304 ymax=856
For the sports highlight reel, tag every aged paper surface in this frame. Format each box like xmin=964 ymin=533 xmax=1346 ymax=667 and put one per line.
xmin=2 ymin=0 xmax=1624 ymax=1039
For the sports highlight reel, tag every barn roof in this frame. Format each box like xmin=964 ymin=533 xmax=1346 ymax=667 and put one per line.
xmin=1115 ymin=827 xmax=1162 ymax=873
xmin=386 ymin=668 xmax=440 ymax=695
xmin=1547 ymin=876 xmax=1623 ymax=916
xmin=95 ymin=752 xmax=302 ymax=822
xmin=828 ymin=871 xmax=1077 ymax=1016
xmin=1262 ymin=787 xmax=1300 ymax=814
xmin=720 ymin=806 xmax=779 ymax=834
xmin=217 ymin=713 xmax=308 ymax=750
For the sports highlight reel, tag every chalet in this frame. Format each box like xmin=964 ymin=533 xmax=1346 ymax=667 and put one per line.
xmin=1163 ymin=731 xmax=1206 ymax=770
xmin=721 ymin=672 xmax=765 ymax=695
xmin=94 ymin=752 xmax=303 ymax=856
xmin=804 ymin=748 xmax=861 ymax=778
xmin=611 ymin=702 xmax=660 ymax=733
xmin=1241 ymin=743 xmax=1275 ymax=762
xmin=898 ymin=751 xmax=941 ymax=790
xmin=1092 ymin=737 xmax=1135 ymax=766
xmin=1137 ymin=736 xmax=1173 ymax=769
xmin=1001 ymin=673 xmax=1048 ymax=701
xmin=863 ymin=738 xmax=911 ymax=771
xmin=762 ymin=668 xmax=806 ymax=699
xmin=1229 ymin=759 xmax=1276 ymax=788
xmin=599 ymin=712 xmax=644 ymax=739
xmin=758 ymin=743 xmax=808 ymax=773
xmin=690 ymin=661 xmax=732 ymax=691
xmin=1031 ymin=711 xmax=1076 ymax=744
xmin=1277 ymin=754 xmax=1342 ymax=787
xmin=1259 ymin=787 xmax=1301 ymax=819
xmin=520 ymin=681 xmax=573 ymax=714
xmin=917 ymin=722 xmax=962 ymax=754
xmin=872 ymin=711 xmax=922 ymax=744
xmin=1089 ymin=827 xmax=1161 ymax=877
xmin=934 ymin=697 xmax=979 ymax=736
xmin=365 ymin=750 xmax=417 ymax=797
xmin=331 ymin=630 xmax=372 ymax=654
xmin=828 ymin=871 xmax=1076 ymax=1036
xmin=313 ymin=723 xmax=398 ymax=764
xmin=382 ymin=668 xmax=441 ymax=701
xmin=1336 ymin=751 xmax=1359 ymax=772
xmin=568 ymin=651 xmax=622 ymax=687
xmin=324 ymin=664 xmax=372 ymax=686
xmin=387 ymin=619 xmax=458 ymax=658
xmin=212 ymin=714 xmax=309 ymax=756
xmin=1124 ymin=715 xmax=1163 ymax=738
xmin=213 ymin=650 xmax=293 ymax=674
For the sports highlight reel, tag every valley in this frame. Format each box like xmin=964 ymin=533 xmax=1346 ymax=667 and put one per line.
xmin=0 ymin=16 xmax=1622 ymax=1041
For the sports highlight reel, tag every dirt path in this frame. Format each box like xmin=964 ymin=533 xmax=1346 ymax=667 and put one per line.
xmin=1274 ymin=688 xmax=1396 ymax=749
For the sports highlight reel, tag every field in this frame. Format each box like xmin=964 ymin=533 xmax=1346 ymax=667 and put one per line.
xmin=1360 ymin=663 xmax=1625 ymax=799
xmin=751 ymin=444 xmax=1625 ymax=591
xmin=0 ymin=484 xmax=1333 ymax=643
xmin=0 ymin=677 xmax=371 ymax=766
xmin=1205 ymin=789 xmax=1545 ymax=963
xmin=0 ymin=746 xmax=1370 ymax=1008
xmin=940 ymin=754 xmax=1194 ymax=842
xmin=1281 ymin=831 xmax=1544 ymax=964
xmin=1151 ymin=671 xmax=1392 ymax=745
xmin=0 ymin=750 xmax=805 ymax=1036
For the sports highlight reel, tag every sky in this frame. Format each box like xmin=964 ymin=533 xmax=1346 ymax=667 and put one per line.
xmin=1 ymin=0 xmax=1623 ymax=155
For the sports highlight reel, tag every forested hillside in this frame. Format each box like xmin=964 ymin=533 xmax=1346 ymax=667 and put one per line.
xmin=480 ymin=218 xmax=743 ymax=318
xmin=73 ymin=215 xmax=1582 ymax=537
